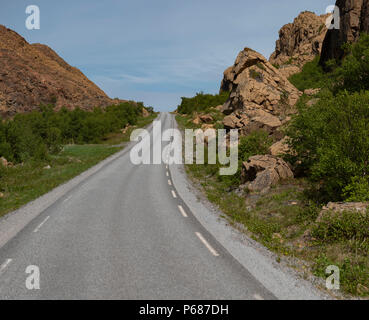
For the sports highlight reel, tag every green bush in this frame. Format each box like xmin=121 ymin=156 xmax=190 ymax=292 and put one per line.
xmin=342 ymin=176 xmax=369 ymax=202
xmin=0 ymin=101 xmax=150 ymax=163
xmin=334 ymin=33 xmax=369 ymax=93
xmin=312 ymin=210 xmax=369 ymax=243
xmin=286 ymin=91 xmax=369 ymax=202
xmin=288 ymin=56 xmax=333 ymax=91
xmin=238 ymin=131 xmax=273 ymax=162
xmin=177 ymin=92 xmax=229 ymax=115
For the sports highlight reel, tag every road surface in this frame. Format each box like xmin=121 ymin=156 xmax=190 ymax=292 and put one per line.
xmin=0 ymin=113 xmax=278 ymax=299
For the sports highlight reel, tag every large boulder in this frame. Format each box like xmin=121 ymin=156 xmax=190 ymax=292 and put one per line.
xmin=270 ymin=11 xmax=329 ymax=77
xmin=320 ymin=0 xmax=369 ymax=66
xmin=220 ymin=48 xmax=301 ymax=117
xmin=241 ymin=155 xmax=294 ymax=192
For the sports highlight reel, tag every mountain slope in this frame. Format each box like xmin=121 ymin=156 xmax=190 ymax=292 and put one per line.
xmin=0 ymin=25 xmax=114 ymax=117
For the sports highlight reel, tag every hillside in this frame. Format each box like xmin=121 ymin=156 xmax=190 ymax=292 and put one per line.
xmin=0 ymin=25 xmax=115 ymax=117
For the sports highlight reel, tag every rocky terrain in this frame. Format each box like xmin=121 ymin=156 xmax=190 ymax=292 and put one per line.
xmin=219 ymin=48 xmax=301 ymax=141
xmin=269 ymin=11 xmax=329 ymax=77
xmin=320 ymin=0 xmax=369 ymax=65
xmin=0 ymin=25 xmax=117 ymax=117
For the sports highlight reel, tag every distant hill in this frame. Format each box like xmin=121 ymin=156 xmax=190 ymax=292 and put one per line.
xmin=0 ymin=25 xmax=118 ymax=117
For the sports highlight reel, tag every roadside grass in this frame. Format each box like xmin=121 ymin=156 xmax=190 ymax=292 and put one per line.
xmin=176 ymin=114 xmax=369 ymax=298
xmin=0 ymin=114 xmax=157 ymax=218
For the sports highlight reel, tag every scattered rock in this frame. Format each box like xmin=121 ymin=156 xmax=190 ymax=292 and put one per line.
xmin=199 ymin=114 xmax=213 ymax=124
xmin=318 ymin=202 xmax=369 ymax=222
xmin=0 ymin=157 xmax=8 ymax=167
xmin=272 ymin=233 xmax=284 ymax=244
xmin=241 ymin=155 xmax=294 ymax=192
xmin=0 ymin=192 xmax=4 ymax=198
xmin=304 ymin=88 xmax=320 ymax=96
xmin=192 ymin=115 xmax=201 ymax=125
xmin=306 ymin=98 xmax=320 ymax=107
xmin=44 ymin=165 xmax=51 ymax=170
xmin=142 ymin=107 xmax=150 ymax=117
xmin=269 ymin=137 xmax=290 ymax=156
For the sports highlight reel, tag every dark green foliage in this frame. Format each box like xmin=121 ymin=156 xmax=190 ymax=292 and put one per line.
xmin=312 ymin=210 xmax=369 ymax=243
xmin=333 ymin=33 xmax=369 ymax=93
xmin=0 ymin=102 xmax=149 ymax=163
xmin=288 ymin=56 xmax=333 ymax=91
xmin=286 ymin=90 xmax=369 ymax=202
xmin=238 ymin=131 xmax=273 ymax=162
xmin=177 ymin=92 xmax=229 ymax=115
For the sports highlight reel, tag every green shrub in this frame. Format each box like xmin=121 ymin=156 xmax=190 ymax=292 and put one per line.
xmin=342 ymin=176 xmax=369 ymax=202
xmin=0 ymin=101 xmax=150 ymax=163
xmin=333 ymin=33 xmax=369 ymax=93
xmin=286 ymin=91 xmax=369 ymax=202
xmin=238 ymin=131 xmax=273 ymax=162
xmin=177 ymin=92 xmax=229 ymax=115
xmin=312 ymin=210 xmax=369 ymax=243
xmin=288 ymin=56 xmax=333 ymax=91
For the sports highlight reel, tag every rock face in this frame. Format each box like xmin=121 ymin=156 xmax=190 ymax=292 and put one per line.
xmin=320 ymin=0 xmax=369 ymax=65
xmin=270 ymin=11 xmax=329 ymax=77
xmin=220 ymin=48 xmax=301 ymax=117
xmin=241 ymin=155 xmax=294 ymax=192
xmin=0 ymin=25 xmax=115 ymax=117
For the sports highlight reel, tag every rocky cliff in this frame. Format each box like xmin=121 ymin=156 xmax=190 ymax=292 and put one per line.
xmin=220 ymin=48 xmax=301 ymax=115
xmin=0 ymin=25 xmax=115 ymax=117
xmin=320 ymin=0 xmax=369 ymax=65
xmin=270 ymin=11 xmax=329 ymax=77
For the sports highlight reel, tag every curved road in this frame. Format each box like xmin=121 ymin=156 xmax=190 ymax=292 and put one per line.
xmin=0 ymin=113 xmax=275 ymax=299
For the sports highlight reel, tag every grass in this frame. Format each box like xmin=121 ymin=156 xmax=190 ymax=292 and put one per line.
xmin=0 ymin=113 xmax=157 ymax=218
xmin=176 ymin=113 xmax=369 ymax=298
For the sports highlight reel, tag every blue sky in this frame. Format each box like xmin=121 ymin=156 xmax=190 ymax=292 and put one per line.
xmin=1 ymin=0 xmax=332 ymax=111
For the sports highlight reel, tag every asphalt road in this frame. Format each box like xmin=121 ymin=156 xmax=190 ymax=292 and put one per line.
xmin=0 ymin=113 xmax=276 ymax=299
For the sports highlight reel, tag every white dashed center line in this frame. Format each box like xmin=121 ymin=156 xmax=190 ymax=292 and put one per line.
xmin=168 ymin=179 xmax=172 ymax=186
xmin=166 ymin=171 xmax=169 ymax=177
xmin=33 ymin=216 xmax=50 ymax=233
xmin=195 ymin=232 xmax=219 ymax=257
xmin=171 ymin=190 xmax=177 ymax=198
xmin=0 ymin=259 xmax=12 ymax=275
xmin=178 ymin=205 xmax=188 ymax=218
xmin=63 ymin=195 xmax=72 ymax=203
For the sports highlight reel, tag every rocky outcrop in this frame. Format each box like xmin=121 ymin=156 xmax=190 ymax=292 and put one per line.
xmin=0 ymin=25 xmax=117 ymax=117
xmin=241 ymin=155 xmax=294 ymax=192
xmin=270 ymin=11 xmax=329 ymax=77
xmin=320 ymin=0 xmax=369 ymax=65
xmin=220 ymin=48 xmax=301 ymax=117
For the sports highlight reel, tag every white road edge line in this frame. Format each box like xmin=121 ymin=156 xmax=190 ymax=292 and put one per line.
xmin=178 ymin=205 xmax=188 ymax=218
xmin=33 ymin=216 xmax=50 ymax=233
xmin=195 ymin=232 xmax=219 ymax=257
xmin=168 ymin=179 xmax=172 ymax=186
xmin=171 ymin=190 xmax=177 ymax=198
xmin=0 ymin=259 xmax=12 ymax=274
